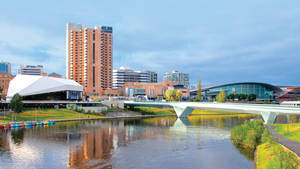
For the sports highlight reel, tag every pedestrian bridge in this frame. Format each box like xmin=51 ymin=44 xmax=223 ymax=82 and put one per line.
xmin=124 ymin=101 xmax=300 ymax=123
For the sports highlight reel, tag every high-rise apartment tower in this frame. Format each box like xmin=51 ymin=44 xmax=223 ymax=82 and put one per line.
xmin=66 ymin=23 xmax=113 ymax=95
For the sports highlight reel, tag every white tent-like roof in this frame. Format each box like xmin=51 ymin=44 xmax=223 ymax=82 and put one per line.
xmin=7 ymin=75 xmax=83 ymax=101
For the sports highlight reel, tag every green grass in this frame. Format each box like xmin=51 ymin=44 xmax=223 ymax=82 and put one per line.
xmin=133 ymin=106 xmax=176 ymax=115
xmin=191 ymin=109 xmax=247 ymax=115
xmin=257 ymin=142 xmax=300 ymax=169
xmin=0 ymin=109 xmax=103 ymax=123
xmin=273 ymin=123 xmax=300 ymax=143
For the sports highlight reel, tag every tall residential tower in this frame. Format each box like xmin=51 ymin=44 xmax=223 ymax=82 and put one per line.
xmin=66 ymin=23 xmax=113 ymax=95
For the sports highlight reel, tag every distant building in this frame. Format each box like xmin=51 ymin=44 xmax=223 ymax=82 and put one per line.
xmin=66 ymin=23 xmax=113 ymax=96
xmin=276 ymin=86 xmax=300 ymax=101
xmin=199 ymin=82 xmax=281 ymax=101
xmin=0 ymin=73 xmax=14 ymax=100
xmin=7 ymin=75 xmax=83 ymax=101
xmin=18 ymin=65 xmax=44 ymax=76
xmin=123 ymin=80 xmax=190 ymax=99
xmin=163 ymin=70 xmax=190 ymax=89
xmin=113 ymin=67 xmax=157 ymax=88
xmin=48 ymin=72 xmax=62 ymax=78
xmin=0 ymin=61 xmax=11 ymax=74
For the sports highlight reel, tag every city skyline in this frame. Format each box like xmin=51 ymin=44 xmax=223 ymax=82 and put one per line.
xmin=1 ymin=1 xmax=300 ymax=86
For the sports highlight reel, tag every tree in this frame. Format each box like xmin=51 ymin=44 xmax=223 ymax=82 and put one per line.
xmin=176 ymin=90 xmax=182 ymax=101
xmin=216 ymin=90 xmax=226 ymax=103
xmin=227 ymin=94 xmax=235 ymax=101
xmin=238 ymin=94 xmax=247 ymax=101
xmin=248 ymin=94 xmax=257 ymax=101
xmin=197 ymin=78 xmax=201 ymax=101
xmin=165 ymin=90 xmax=173 ymax=101
xmin=10 ymin=93 xmax=23 ymax=113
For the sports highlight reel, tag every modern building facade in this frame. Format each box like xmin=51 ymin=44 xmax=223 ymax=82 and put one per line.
xmin=18 ymin=65 xmax=44 ymax=76
xmin=163 ymin=70 xmax=190 ymax=89
xmin=201 ymin=82 xmax=281 ymax=101
xmin=7 ymin=75 xmax=83 ymax=101
xmin=0 ymin=62 xmax=11 ymax=74
xmin=66 ymin=23 xmax=113 ymax=96
xmin=276 ymin=86 xmax=300 ymax=101
xmin=112 ymin=67 xmax=157 ymax=88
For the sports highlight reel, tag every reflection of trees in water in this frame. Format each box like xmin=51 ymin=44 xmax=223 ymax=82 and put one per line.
xmin=188 ymin=115 xmax=259 ymax=129
xmin=124 ymin=117 xmax=177 ymax=127
xmin=68 ymin=118 xmax=174 ymax=169
xmin=11 ymin=129 xmax=25 ymax=145
xmin=231 ymin=141 xmax=254 ymax=161
xmin=0 ymin=131 xmax=10 ymax=152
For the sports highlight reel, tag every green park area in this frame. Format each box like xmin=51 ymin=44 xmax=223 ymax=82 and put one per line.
xmin=230 ymin=120 xmax=300 ymax=169
xmin=0 ymin=109 xmax=103 ymax=123
xmin=273 ymin=123 xmax=300 ymax=143
xmin=132 ymin=106 xmax=176 ymax=115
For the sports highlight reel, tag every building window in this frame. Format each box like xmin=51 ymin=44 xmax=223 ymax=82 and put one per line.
xmin=93 ymin=33 xmax=95 ymax=41
xmin=93 ymin=66 xmax=95 ymax=87
xmin=93 ymin=43 xmax=95 ymax=64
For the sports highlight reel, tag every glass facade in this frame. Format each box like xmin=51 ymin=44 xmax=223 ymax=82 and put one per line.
xmin=205 ymin=83 xmax=276 ymax=100
xmin=0 ymin=62 xmax=11 ymax=74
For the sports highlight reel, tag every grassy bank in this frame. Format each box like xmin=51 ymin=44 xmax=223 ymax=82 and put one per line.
xmin=191 ymin=109 xmax=245 ymax=115
xmin=273 ymin=123 xmax=300 ymax=143
xmin=231 ymin=120 xmax=300 ymax=168
xmin=0 ymin=109 xmax=103 ymax=123
xmin=257 ymin=142 xmax=300 ymax=169
xmin=132 ymin=106 xmax=176 ymax=115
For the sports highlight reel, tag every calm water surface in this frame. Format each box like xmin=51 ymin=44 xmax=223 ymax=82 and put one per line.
xmin=0 ymin=115 xmax=256 ymax=169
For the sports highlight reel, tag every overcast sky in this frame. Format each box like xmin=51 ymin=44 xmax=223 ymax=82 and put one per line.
xmin=0 ymin=0 xmax=300 ymax=86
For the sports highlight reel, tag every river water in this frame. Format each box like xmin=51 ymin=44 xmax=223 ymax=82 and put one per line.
xmin=0 ymin=115 xmax=256 ymax=169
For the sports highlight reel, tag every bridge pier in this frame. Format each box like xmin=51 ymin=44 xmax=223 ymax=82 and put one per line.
xmin=260 ymin=112 xmax=279 ymax=124
xmin=173 ymin=106 xmax=194 ymax=117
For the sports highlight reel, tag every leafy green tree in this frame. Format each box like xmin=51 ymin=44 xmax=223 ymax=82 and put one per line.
xmin=216 ymin=90 xmax=226 ymax=103
xmin=165 ymin=90 xmax=177 ymax=101
xmin=238 ymin=94 xmax=247 ymax=101
xmin=248 ymin=94 xmax=257 ymax=101
xmin=197 ymin=78 xmax=201 ymax=100
xmin=227 ymin=94 xmax=235 ymax=101
xmin=10 ymin=93 xmax=23 ymax=113
xmin=176 ymin=90 xmax=182 ymax=101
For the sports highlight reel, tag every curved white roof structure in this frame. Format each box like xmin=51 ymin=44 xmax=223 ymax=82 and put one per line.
xmin=7 ymin=75 xmax=83 ymax=101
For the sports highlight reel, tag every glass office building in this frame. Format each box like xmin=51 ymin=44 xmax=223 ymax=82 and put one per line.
xmin=203 ymin=82 xmax=281 ymax=101
xmin=0 ymin=62 xmax=11 ymax=74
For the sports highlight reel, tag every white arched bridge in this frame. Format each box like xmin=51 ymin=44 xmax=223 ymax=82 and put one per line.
xmin=124 ymin=101 xmax=300 ymax=123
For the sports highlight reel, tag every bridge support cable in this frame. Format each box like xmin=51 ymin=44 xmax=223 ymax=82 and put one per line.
xmin=260 ymin=112 xmax=279 ymax=124
xmin=173 ymin=106 xmax=194 ymax=117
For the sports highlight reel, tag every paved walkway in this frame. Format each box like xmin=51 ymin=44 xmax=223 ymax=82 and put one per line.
xmin=266 ymin=125 xmax=300 ymax=157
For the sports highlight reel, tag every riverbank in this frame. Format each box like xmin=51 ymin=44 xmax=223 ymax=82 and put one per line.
xmin=230 ymin=120 xmax=300 ymax=168
xmin=0 ymin=108 xmax=177 ymax=125
xmin=0 ymin=109 xmax=102 ymax=123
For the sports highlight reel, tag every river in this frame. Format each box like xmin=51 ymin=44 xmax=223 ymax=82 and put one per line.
xmin=0 ymin=115 xmax=257 ymax=169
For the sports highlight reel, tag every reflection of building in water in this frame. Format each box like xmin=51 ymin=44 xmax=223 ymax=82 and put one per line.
xmin=0 ymin=131 xmax=10 ymax=152
xmin=68 ymin=119 xmax=172 ymax=168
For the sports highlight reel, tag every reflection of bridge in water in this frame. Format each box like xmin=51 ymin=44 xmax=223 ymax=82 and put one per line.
xmin=125 ymin=101 xmax=300 ymax=123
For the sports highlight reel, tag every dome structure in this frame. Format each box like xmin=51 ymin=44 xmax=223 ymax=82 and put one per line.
xmin=7 ymin=75 xmax=83 ymax=101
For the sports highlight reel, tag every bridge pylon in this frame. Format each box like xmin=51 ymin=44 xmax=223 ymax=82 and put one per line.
xmin=260 ymin=112 xmax=279 ymax=124
xmin=173 ymin=105 xmax=194 ymax=117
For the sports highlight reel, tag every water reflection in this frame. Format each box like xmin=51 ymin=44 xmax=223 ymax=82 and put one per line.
xmin=0 ymin=115 xmax=257 ymax=169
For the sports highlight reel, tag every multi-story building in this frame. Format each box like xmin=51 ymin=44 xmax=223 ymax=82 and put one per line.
xmin=66 ymin=23 xmax=113 ymax=95
xmin=123 ymin=81 xmax=190 ymax=99
xmin=112 ymin=67 xmax=157 ymax=88
xmin=0 ymin=73 xmax=14 ymax=100
xmin=18 ymin=65 xmax=44 ymax=76
xmin=0 ymin=62 xmax=11 ymax=74
xmin=163 ymin=70 xmax=190 ymax=89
